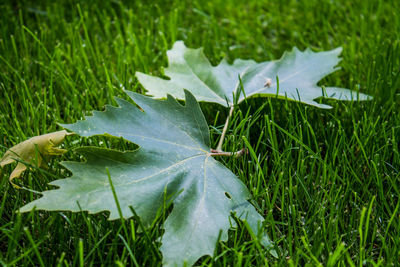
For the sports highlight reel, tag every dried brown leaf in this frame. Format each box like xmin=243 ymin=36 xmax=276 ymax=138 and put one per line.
xmin=0 ymin=130 xmax=73 ymax=188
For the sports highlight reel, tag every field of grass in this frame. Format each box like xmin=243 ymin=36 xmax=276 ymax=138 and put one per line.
xmin=1 ymin=0 xmax=400 ymax=266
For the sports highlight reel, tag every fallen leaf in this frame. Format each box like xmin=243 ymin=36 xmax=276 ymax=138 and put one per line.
xmin=0 ymin=130 xmax=73 ymax=188
xmin=136 ymin=41 xmax=372 ymax=108
xmin=20 ymin=91 xmax=275 ymax=266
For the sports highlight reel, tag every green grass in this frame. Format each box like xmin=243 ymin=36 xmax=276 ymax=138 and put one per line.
xmin=1 ymin=0 xmax=400 ymax=266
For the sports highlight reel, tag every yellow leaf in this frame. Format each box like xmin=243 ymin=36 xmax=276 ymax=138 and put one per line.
xmin=0 ymin=130 xmax=74 ymax=188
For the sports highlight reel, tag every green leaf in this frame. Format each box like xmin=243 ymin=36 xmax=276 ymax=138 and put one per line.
xmin=20 ymin=91 xmax=275 ymax=266
xmin=136 ymin=41 xmax=372 ymax=108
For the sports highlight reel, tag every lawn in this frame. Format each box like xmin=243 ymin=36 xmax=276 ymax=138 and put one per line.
xmin=1 ymin=0 xmax=400 ymax=266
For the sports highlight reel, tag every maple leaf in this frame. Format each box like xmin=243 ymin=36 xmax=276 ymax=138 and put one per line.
xmin=20 ymin=91 xmax=275 ymax=266
xmin=0 ymin=130 xmax=73 ymax=188
xmin=136 ymin=41 xmax=372 ymax=108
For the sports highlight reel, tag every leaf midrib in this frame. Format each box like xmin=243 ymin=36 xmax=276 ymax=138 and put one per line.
xmin=247 ymin=55 xmax=336 ymax=98
xmin=129 ymin=92 xmax=210 ymax=151
xmin=81 ymin=153 xmax=206 ymax=196
xmin=117 ymin=132 xmax=205 ymax=152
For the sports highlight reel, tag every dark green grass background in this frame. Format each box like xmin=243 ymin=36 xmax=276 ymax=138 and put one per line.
xmin=1 ymin=0 xmax=399 ymax=266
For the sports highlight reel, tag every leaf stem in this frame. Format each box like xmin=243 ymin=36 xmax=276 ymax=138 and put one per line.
xmin=209 ymin=148 xmax=246 ymax=158
xmin=216 ymin=105 xmax=235 ymax=151
xmin=212 ymin=106 xmax=246 ymax=158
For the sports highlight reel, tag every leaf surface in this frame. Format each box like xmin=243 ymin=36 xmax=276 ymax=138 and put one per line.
xmin=136 ymin=41 xmax=371 ymax=108
xmin=20 ymin=91 xmax=274 ymax=266
xmin=0 ymin=130 xmax=72 ymax=188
